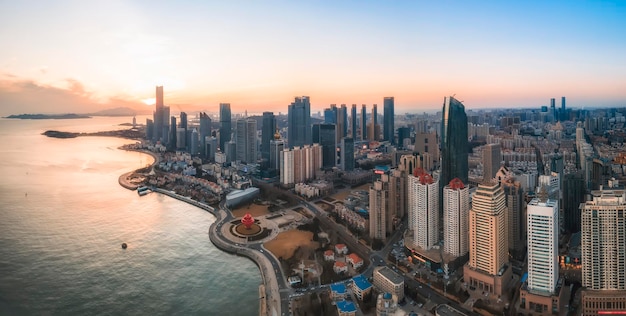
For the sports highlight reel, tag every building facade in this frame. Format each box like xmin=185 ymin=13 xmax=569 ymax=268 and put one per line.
xmin=408 ymin=169 xmax=439 ymax=250
xmin=440 ymin=96 xmax=469 ymax=187
xmin=219 ymin=103 xmax=232 ymax=151
xmin=383 ymin=97 xmax=394 ymax=144
xmin=527 ymin=198 xmax=559 ymax=294
xmin=287 ymin=96 xmax=312 ymax=148
xmin=443 ymin=178 xmax=469 ymax=258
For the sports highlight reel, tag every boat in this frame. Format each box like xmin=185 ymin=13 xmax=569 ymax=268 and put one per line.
xmin=137 ymin=186 xmax=151 ymax=196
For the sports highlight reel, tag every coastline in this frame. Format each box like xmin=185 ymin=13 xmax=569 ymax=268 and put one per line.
xmin=117 ymin=149 xmax=278 ymax=316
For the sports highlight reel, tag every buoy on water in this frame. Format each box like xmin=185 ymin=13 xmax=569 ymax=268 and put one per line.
xmin=121 ymin=243 xmax=128 ymax=249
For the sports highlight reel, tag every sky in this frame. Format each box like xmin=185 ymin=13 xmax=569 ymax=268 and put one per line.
xmin=1 ymin=0 xmax=625 ymax=116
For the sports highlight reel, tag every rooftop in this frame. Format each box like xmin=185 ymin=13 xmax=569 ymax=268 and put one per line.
xmin=352 ymin=274 xmax=372 ymax=291
xmin=330 ymin=283 xmax=347 ymax=294
xmin=376 ymin=266 xmax=404 ymax=285
xmin=435 ymin=304 xmax=467 ymax=316
xmin=336 ymin=300 xmax=357 ymax=313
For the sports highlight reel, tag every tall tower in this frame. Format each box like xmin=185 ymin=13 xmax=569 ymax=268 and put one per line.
xmin=351 ymin=104 xmax=357 ymax=141
xmin=464 ymin=181 xmax=510 ymax=296
xmin=153 ymin=86 xmax=165 ymax=142
xmin=340 ymin=137 xmax=354 ymax=171
xmin=443 ymin=178 xmax=469 ymax=258
xmin=361 ymin=104 xmax=367 ymax=141
xmin=270 ymin=131 xmax=284 ymax=171
xmin=372 ymin=104 xmax=378 ymax=140
xmin=312 ymin=123 xmax=337 ymax=169
xmin=388 ymin=169 xmax=407 ymax=225
xmin=440 ymin=96 xmax=469 ymax=187
xmin=235 ymin=119 xmax=257 ymax=164
xmin=288 ymin=96 xmax=312 ymax=148
xmin=501 ymin=176 xmax=526 ymax=259
xmin=483 ymin=143 xmax=501 ymax=181
xmin=156 ymin=86 xmax=164 ymax=109
xmin=199 ymin=112 xmax=212 ymax=158
xmin=580 ymin=189 xmax=626 ymax=315
xmin=219 ymin=103 xmax=232 ymax=151
xmin=338 ymin=104 xmax=348 ymax=141
xmin=527 ymin=198 xmax=559 ymax=295
xmin=370 ymin=179 xmax=388 ymax=241
xmin=261 ymin=112 xmax=276 ymax=163
xmin=408 ymin=169 xmax=439 ymax=250
xmin=383 ymin=97 xmax=395 ymax=144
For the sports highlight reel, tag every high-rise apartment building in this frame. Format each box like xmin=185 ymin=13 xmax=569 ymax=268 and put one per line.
xmin=464 ymin=181 xmax=510 ymax=296
xmin=440 ymin=96 xmax=469 ymax=188
xmin=219 ymin=103 xmax=232 ymax=151
xmin=279 ymin=144 xmax=322 ymax=187
xmin=483 ymin=143 xmax=502 ymax=181
xmin=527 ymin=198 xmax=559 ymax=294
xmin=383 ymin=97 xmax=394 ymax=144
xmin=261 ymin=112 xmax=276 ymax=163
xmin=370 ymin=180 xmax=388 ymax=241
xmin=408 ymin=169 xmax=439 ymax=250
xmin=287 ymin=96 xmax=312 ymax=148
xmin=443 ymin=178 xmax=469 ymax=258
xmin=580 ymin=189 xmax=626 ymax=315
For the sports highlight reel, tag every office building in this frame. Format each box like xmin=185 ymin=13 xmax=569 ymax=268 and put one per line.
xmin=312 ymin=123 xmax=337 ymax=169
xmin=235 ymin=119 xmax=257 ymax=164
xmin=361 ymin=104 xmax=367 ymax=141
xmin=383 ymin=97 xmax=394 ymax=144
xmin=443 ymin=178 xmax=469 ymax=258
xmin=408 ymin=169 xmax=439 ymax=250
xmin=152 ymin=86 xmax=164 ymax=142
xmin=502 ymin=175 xmax=526 ymax=259
xmin=219 ymin=103 xmax=232 ymax=151
xmin=338 ymin=104 xmax=348 ymax=141
xmin=168 ymin=116 xmax=177 ymax=151
xmin=261 ymin=112 xmax=276 ymax=163
xmin=340 ymin=137 xmax=354 ymax=171
xmin=351 ymin=104 xmax=357 ymax=140
xmin=287 ymin=96 xmax=312 ymax=148
xmin=199 ymin=112 xmax=212 ymax=158
xmin=388 ymin=169 xmax=407 ymax=226
xmin=270 ymin=133 xmax=284 ymax=171
xmin=373 ymin=266 xmax=404 ymax=301
xmin=440 ymin=96 xmax=469 ymax=188
xmin=483 ymin=143 xmax=501 ymax=181
xmin=370 ymin=180 xmax=389 ymax=241
xmin=563 ymin=172 xmax=585 ymax=233
xmin=464 ymin=181 xmax=511 ymax=296
xmin=414 ymin=132 xmax=439 ymax=166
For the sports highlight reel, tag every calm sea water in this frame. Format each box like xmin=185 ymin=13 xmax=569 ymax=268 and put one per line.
xmin=0 ymin=116 xmax=260 ymax=315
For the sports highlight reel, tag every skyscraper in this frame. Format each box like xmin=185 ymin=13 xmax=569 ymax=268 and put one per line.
xmin=153 ymin=86 xmax=165 ymax=142
xmin=199 ymin=112 xmax=212 ymax=158
xmin=351 ymin=104 xmax=357 ymax=140
xmin=338 ymin=104 xmax=348 ymax=141
xmin=408 ymin=169 xmax=439 ymax=250
xmin=440 ymin=96 xmax=469 ymax=187
xmin=563 ymin=172 xmax=585 ymax=233
xmin=261 ymin=112 xmax=276 ymax=163
xmin=219 ymin=103 xmax=232 ymax=151
xmin=372 ymin=104 xmax=378 ymax=140
xmin=580 ymin=189 xmax=626 ymax=315
xmin=483 ymin=143 xmax=501 ymax=181
xmin=361 ymin=104 xmax=367 ymax=141
xmin=464 ymin=181 xmax=510 ymax=296
xmin=270 ymin=133 xmax=284 ymax=171
xmin=340 ymin=137 xmax=354 ymax=171
xmin=312 ymin=123 xmax=337 ymax=169
xmin=287 ymin=96 xmax=311 ymax=148
xmin=383 ymin=97 xmax=394 ymax=144
xmin=388 ymin=169 xmax=407 ymax=228
xmin=235 ymin=119 xmax=257 ymax=164
xmin=443 ymin=178 xmax=469 ymax=258
xmin=526 ymin=198 xmax=559 ymax=295
xmin=280 ymin=144 xmax=322 ymax=187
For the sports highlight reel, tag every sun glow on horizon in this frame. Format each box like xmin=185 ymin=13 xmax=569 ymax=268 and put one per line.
xmin=142 ymin=98 xmax=156 ymax=106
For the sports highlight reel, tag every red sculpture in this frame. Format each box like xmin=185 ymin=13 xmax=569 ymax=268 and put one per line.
xmin=241 ymin=213 xmax=254 ymax=229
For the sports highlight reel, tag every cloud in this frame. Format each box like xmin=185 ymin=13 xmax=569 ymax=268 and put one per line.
xmin=39 ymin=66 xmax=49 ymax=74
xmin=0 ymin=77 xmax=145 ymax=116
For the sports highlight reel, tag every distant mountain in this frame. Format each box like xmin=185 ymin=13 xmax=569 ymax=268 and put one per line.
xmin=5 ymin=113 xmax=90 ymax=119
xmin=88 ymin=107 xmax=150 ymax=116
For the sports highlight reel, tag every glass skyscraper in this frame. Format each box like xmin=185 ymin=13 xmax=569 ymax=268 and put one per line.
xmin=261 ymin=112 xmax=276 ymax=163
xmin=383 ymin=97 xmax=394 ymax=144
xmin=440 ymin=96 xmax=468 ymax=187
xmin=219 ymin=103 xmax=232 ymax=151
xmin=287 ymin=96 xmax=311 ymax=149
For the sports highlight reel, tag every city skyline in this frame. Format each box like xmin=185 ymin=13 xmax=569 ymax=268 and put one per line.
xmin=1 ymin=1 xmax=625 ymax=116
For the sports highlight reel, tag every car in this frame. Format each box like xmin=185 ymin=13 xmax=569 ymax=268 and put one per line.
xmin=417 ymin=303 xmax=423 ymax=308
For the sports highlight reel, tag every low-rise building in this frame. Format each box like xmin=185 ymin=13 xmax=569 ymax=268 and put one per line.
xmin=351 ymin=275 xmax=372 ymax=301
xmin=376 ymin=292 xmax=398 ymax=316
xmin=334 ymin=261 xmax=348 ymax=274
xmin=330 ymin=283 xmax=347 ymax=301
xmin=324 ymin=250 xmax=335 ymax=261
xmin=335 ymin=244 xmax=348 ymax=255
xmin=336 ymin=300 xmax=357 ymax=316
xmin=346 ymin=253 xmax=363 ymax=270
xmin=373 ymin=266 xmax=404 ymax=301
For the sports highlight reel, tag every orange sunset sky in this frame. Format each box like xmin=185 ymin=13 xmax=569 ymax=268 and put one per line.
xmin=1 ymin=1 xmax=625 ymax=116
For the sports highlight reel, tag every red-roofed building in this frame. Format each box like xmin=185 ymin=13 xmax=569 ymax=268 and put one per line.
xmin=324 ymin=250 xmax=335 ymax=261
xmin=335 ymin=244 xmax=348 ymax=255
xmin=346 ymin=253 xmax=363 ymax=269
xmin=334 ymin=261 xmax=348 ymax=274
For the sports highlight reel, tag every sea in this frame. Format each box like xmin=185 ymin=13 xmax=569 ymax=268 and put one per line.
xmin=0 ymin=116 xmax=260 ymax=315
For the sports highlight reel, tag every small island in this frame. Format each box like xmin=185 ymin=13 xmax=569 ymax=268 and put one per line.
xmin=5 ymin=113 xmax=91 ymax=120
xmin=43 ymin=128 xmax=145 ymax=139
